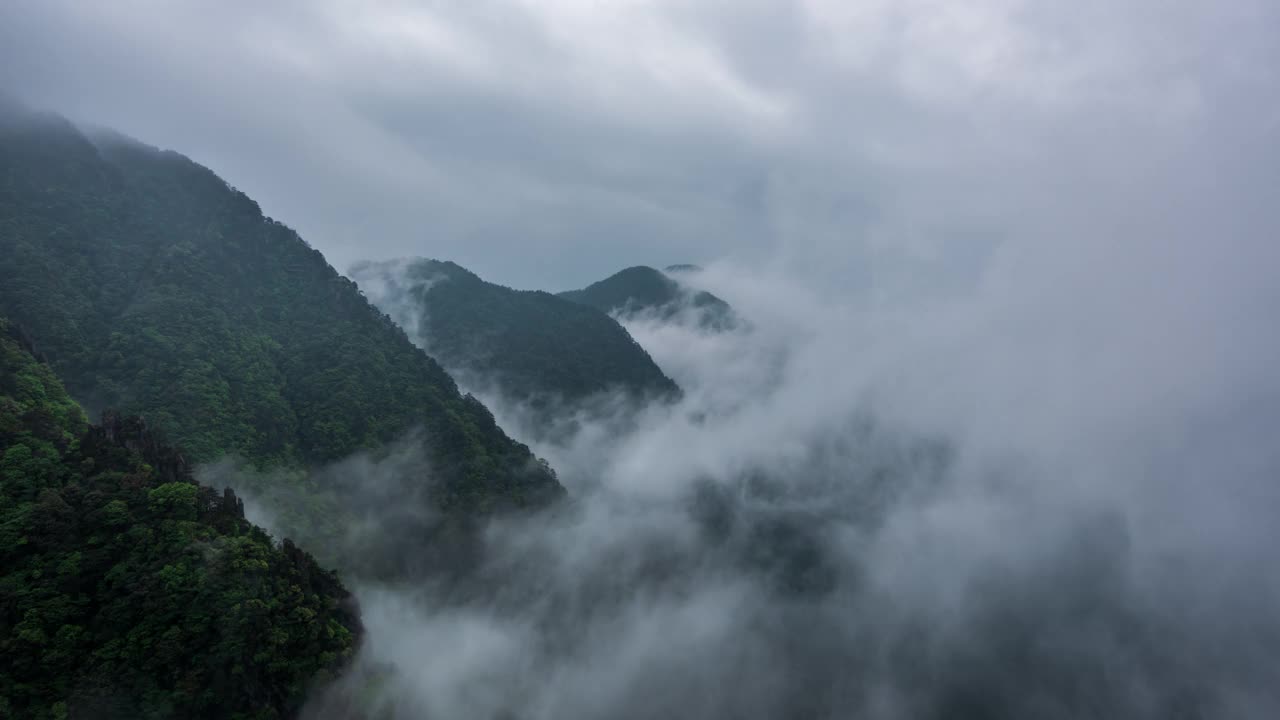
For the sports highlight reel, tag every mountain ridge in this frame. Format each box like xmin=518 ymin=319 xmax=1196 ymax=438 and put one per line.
xmin=559 ymin=265 xmax=737 ymax=330
xmin=352 ymin=258 xmax=682 ymax=409
xmin=0 ymin=104 xmax=563 ymax=516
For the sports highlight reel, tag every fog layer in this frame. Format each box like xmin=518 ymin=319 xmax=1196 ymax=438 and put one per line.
xmin=293 ymin=216 xmax=1280 ymax=718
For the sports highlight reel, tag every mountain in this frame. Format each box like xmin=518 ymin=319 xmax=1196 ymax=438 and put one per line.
xmin=0 ymin=318 xmax=360 ymax=720
xmin=350 ymin=259 xmax=681 ymax=408
xmin=0 ymin=103 xmax=562 ymax=515
xmin=559 ymin=265 xmax=736 ymax=330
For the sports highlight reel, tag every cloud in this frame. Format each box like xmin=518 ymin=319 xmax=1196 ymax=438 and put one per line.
xmin=4 ymin=1 xmax=1279 ymax=716
xmin=297 ymin=238 xmax=1280 ymax=717
xmin=4 ymin=0 xmax=1275 ymax=290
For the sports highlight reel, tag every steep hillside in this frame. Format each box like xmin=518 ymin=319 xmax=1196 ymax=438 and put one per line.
xmin=0 ymin=105 xmax=561 ymax=513
xmin=559 ymin=265 xmax=736 ymax=330
xmin=351 ymin=259 xmax=680 ymax=407
xmin=0 ymin=318 xmax=360 ymax=720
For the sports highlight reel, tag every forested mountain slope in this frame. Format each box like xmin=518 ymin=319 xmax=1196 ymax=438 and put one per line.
xmin=351 ymin=259 xmax=680 ymax=406
xmin=0 ymin=104 xmax=561 ymax=512
xmin=559 ymin=265 xmax=736 ymax=330
xmin=0 ymin=318 xmax=360 ymax=720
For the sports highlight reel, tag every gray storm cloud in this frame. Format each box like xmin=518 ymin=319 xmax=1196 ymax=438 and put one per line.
xmin=3 ymin=0 xmax=1275 ymax=289
xmin=5 ymin=0 xmax=1278 ymax=717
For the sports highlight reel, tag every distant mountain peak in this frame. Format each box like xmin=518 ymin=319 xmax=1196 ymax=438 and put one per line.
xmin=351 ymin=258 xmax=681 ymax=412
xmin=559 ymin=264 xmax=738 ymax=331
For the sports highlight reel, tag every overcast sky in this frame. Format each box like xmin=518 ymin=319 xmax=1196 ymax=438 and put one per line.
xmin=1 ymin=0 xmax=1277 ymax=290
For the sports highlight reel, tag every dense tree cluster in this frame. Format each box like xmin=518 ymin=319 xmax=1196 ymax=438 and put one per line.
xmin=0 ymin=105 xmax=562 ymax=513
xmin=0 ymin=318 xmax=360 ymax=719
xmin=352 ymin=259 xmax=681 ymax=407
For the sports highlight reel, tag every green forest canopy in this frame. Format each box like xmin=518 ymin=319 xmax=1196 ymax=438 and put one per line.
xmin=0 ymin=317 xmax=360 ymax=720
xmin=0 ymin=104 xmax=562 ymax=514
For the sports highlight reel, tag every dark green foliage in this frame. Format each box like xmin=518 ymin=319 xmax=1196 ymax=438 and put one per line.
xmin=351 ymin=259 xmax=680 ymax=406
xmin=559 ymin=265 xmax=736 ymax=330
xmin=0 ymin=319 xmax=361 ymax=720
xmin=0 ymin=105 xmax=561 ymax=512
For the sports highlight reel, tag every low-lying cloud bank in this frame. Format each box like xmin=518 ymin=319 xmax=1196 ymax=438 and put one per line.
xmin=190 ymin=0 xmax=1279 ymax=712
xmin=284 ymin=221 xmax=1280 ymax=718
